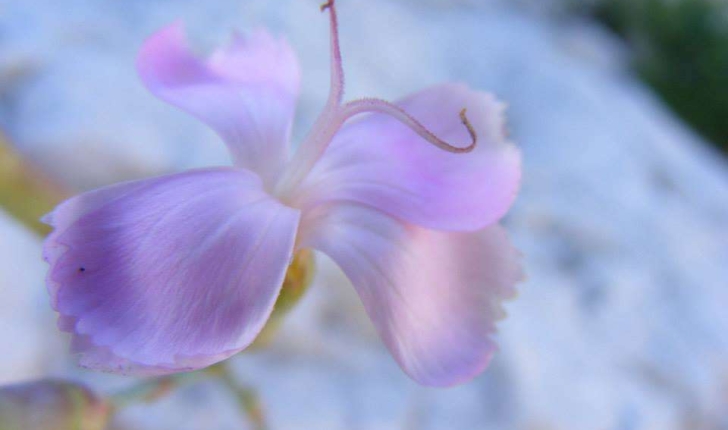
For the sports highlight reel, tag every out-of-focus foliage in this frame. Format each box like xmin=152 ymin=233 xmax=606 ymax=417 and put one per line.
xmin=0 ymin=134 xmax=68 ymax=235
xmin=578 ymin=0 xmax=728 ymax=152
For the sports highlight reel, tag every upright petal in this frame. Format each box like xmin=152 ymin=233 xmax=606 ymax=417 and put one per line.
xmin=297 ymin=84 xmax=521 ymax=231
xmin=137 ymin=23 xmax=300 ymax=187
xmin=43 ymin=168 xmax=300 ymax=374
xmin=300 ymin=204 xmax=522 ymax=386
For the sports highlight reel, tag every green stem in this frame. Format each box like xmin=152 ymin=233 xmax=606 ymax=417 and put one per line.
xmin=108 ymin=363 xmax=269 ymax=429
xmin=206 ymin=363 xmax=269 ymax=430
xmin=109 ymin=372 xmax=203 ymax=410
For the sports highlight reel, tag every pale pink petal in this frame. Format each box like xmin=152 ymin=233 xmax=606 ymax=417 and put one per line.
xmin=297 ymin=84 xmax=521 ymax=231
xmin=300 ymin=204 xmax=522 ymax=386
xmin=137 ymin=23 xmax=300 ymax=186
xmin=43 ymin=168 xmax=300 ymax=374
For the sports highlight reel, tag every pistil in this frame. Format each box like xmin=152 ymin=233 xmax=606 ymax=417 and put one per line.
xmin=275 ymin=0 xmax=477 ymax=202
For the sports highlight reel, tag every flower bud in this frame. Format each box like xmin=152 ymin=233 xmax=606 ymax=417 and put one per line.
xmin=0 ymin=379 xmax=111 ymax=430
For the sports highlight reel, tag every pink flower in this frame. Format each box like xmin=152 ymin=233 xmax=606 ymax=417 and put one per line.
xmin=43 ymin=1 xmax=522 ymax=387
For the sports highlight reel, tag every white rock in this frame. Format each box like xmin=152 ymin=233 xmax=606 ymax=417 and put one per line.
xmin=0 ymin=0 xmax=727 ymax=429
xmin=0 ymin=210 xmax=63 ymax=384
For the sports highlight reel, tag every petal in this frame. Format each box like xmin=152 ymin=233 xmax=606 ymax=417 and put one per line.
xmin=137 ymin=23 xmax=300 ymax=187
xmin=43 ymin=168 xmax=300 ymax=374
xmin=298 ymin=84 xmax=521 ymax=231
xmin=300 ymin=204 xmax=522 ymax=386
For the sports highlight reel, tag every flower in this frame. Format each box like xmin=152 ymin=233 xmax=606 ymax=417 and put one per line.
xmin=42 ymin=0 xmax=522 ymax=387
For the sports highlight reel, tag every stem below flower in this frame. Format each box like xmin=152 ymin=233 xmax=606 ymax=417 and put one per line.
xmin=109 ymin=372 xmax=202 ymax=410
xmin=207 ymin=363 xmax=269 ymax=430
xmin=109 ymin=362 xmax=268 ymax=429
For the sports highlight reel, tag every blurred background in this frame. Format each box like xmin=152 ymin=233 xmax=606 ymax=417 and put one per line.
xmin=1 ymin=0 xmax=728 ymax=429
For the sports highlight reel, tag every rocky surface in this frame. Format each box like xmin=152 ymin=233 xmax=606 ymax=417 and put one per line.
xmin=0 ymin=211 xmax=58 ymax=384
xmin=1 ymin=0 xmax=727 ymax=429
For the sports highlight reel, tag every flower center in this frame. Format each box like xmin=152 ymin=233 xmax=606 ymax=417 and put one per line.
xmin=273 ymin=0 xmax=477 ymax=202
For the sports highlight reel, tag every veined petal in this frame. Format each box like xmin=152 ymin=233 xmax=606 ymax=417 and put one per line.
xmin=43 ymin=168 xmax=300 ymax=374
xmin=137 ymin=23 xmax=300 ymax=187
xmin=300 ymin=204 xmax=522 ymax=387
xmin=297 ymin=84 xmax=521 ymax=231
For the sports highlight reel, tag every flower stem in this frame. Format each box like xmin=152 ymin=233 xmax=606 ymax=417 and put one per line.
xmin=206 ymin=363 xmax=269 ymax=430
xmin=109 ymin=372 xmax=203 ymax=410
xmin=108 ymin=362 xmax=269 ymax=429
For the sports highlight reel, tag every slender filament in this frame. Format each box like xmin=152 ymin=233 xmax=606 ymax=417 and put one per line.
xmin=340 ymin=98 xmax=477 ymax=153
xmin=320 ymin=0 xmax=344 ymax=105
xmin=275 ymin=0 xmax=478 ymax=199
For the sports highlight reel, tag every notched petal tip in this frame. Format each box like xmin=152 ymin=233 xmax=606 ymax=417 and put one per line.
xmin=302 ymin=204 xmax=522 ymax=387
xmin=42 ymin=169 xmax=300 ymax=374
xmin=136 ymin=21 xmax=188 ymax=80
xmin=136 ymin=21 xmax=301 ymax=186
